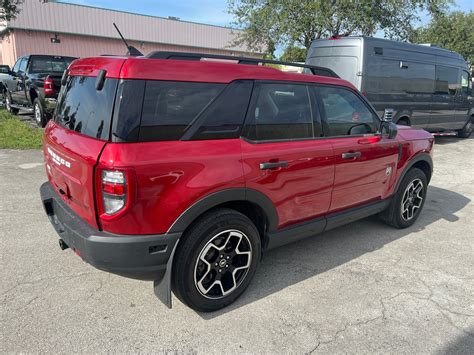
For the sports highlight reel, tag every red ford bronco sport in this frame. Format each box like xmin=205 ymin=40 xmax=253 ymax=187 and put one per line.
xmin=40 ymin=52 xmax=434 ymax=312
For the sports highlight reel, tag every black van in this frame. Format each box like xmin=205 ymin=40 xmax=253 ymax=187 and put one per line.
xmin=305 ymin=36 xmax=473 ymax=138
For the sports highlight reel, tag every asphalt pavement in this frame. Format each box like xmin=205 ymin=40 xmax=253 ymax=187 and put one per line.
xmin=1 ymin=136 xmax=473 ymax=353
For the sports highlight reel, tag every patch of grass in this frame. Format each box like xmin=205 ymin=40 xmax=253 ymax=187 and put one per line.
xmin=0 ymin=110 xmax=43 ymax=149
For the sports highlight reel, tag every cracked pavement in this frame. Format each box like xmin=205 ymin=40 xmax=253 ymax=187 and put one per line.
xmin=1 ymin=136 xmax=473 ymax=353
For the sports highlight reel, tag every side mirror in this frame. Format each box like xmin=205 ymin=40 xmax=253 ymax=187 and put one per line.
xmin=381 ymin=121 xmax=398 ymax=139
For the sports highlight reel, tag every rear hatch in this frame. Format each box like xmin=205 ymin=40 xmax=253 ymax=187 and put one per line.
xmin=43 ymin=57 xmax=125 ymax=228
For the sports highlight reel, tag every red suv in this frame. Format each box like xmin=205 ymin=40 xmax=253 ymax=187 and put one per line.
xmin=40 ymin=52 xmax=434 ymax=312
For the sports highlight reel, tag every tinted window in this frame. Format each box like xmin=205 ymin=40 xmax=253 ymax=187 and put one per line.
xmin=191 ymin=80 xmax=253 ymax=140
xmin=111 ymin=80 xmax=146 ymax=142
xmin=319 ymin=86 xmax=377 ymax=136
xmin=365 ymin=58 xmax=435 ymax=94
xmin=139 ymin=81 xmax=224 ymax=142
xmin=436 ymin=66 xmax=459 ymax=95
xmin=246 ymin=82 xmax=314 ymax=141
xmin=12 ymin=59 xmax=21 ymax=73
xmin=55 ymin=76 xmax=118 ymax=140
xmin=18 ymin=58 xmax=28 ymax=73
xmin=30 ymin=56 xmax=74 ymax=73
xmin=461 ymin=70 xmax=471 ymax=94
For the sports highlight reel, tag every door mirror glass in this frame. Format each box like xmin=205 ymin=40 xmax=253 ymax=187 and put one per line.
xmin=381 ymin=121 xmax=398 ymax=139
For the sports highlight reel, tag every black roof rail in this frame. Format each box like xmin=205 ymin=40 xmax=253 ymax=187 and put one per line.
xmin=145 ymin=51 xmax=340 ymax=78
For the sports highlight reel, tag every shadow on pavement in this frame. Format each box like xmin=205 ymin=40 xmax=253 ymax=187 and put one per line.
xmin=436 ymin=329 xmax=474 ymax=354
xmin=434 ymin=135 xmax=473 ymax=145
xmin=198 ymin=185 xmax=470 ymax=319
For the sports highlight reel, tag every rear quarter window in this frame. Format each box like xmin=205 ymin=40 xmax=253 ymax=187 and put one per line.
xmin=55 ymin=76 xmax=117 ymax=140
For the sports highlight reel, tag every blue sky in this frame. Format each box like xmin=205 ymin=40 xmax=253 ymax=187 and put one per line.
xmin=60 ymin=0 xmax=473 ymax=28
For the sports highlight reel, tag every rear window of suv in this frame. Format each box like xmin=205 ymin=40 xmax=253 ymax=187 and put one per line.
xmin=55 ymin=76 xmax=118 ymax=140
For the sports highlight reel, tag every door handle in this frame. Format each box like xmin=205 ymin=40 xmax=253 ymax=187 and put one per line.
xmin=259 ymin=161 xmax=288 ymax=170
xmin=341 ymin=151 xmax=361 ymax=159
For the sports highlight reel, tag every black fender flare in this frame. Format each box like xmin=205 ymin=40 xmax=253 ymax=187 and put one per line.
xmin=167 ymin=188 xmax=278 ymax=234
xmin=155 ymin=188 xmax=278 ymax=308
xmin=28 ymin=87 xmax=39 ymax=105
xmin=394 ymin=153 xmax=433 ymax=193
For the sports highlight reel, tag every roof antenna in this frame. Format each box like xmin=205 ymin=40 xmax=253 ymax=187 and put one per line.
xmin=113 ymin=23 xmax=143 ymax=56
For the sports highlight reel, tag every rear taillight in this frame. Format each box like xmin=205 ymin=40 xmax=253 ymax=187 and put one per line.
xmin=44 ymin=76 xmax=55 ymax=96
xmin=101 ymin=170 xmax=127 ymax=215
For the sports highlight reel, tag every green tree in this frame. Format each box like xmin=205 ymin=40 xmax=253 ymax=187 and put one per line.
xmin=410 ymin=11 xmax=474 ymax=65
xmin=0 ymin=0 xmax=22 ymax=22
xmin=228 ymin=0 xmax=451 ymax=56
xmin=280 ymin=46 xmax=307 ymax=62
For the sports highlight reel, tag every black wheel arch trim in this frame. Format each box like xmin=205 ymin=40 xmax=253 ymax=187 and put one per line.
xmin=167 ymin=188 xmax=279 ymax=234
xmin=394 ymin=153 xmax=433 ymax=193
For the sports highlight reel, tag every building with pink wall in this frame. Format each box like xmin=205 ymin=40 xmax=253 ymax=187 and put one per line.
xmin=0 ymin=0 xmax=262 ymax=67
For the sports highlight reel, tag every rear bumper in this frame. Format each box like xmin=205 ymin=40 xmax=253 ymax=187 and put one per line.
xmin=40 ymin=181 xmax=180 ymax=281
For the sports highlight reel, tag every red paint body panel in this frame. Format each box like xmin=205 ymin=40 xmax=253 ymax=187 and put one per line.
xmin=394 ymin=127 xmax=435 ymax=187
xmin=97 ymin=139 xmax=245 ymax=235
xmin=68 ymin=57 xmax=126 ymax=78
xmin=43 ymin=121 xmax=106 ymax=228
xmin=241 ymin=139 xmax=334 ymax=229
xmin=329 ymin=136 xmax=400 ymax=212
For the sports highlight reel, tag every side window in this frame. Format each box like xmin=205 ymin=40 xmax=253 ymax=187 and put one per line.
xmin=139 ymin=81 xmax=224 ymax=142
xmin=191 ymin=80 xmax=253 ymax=140
xmin=435 ymin=66 xmax=460 ymax=95
xmin=18 ymin=57 xmax=28 ymax=73
xmin=245 ymin=82 xmax=314 ymax=141
xmin=318 ymin=86 xmax=377 ymax=137
xmin=461 ymin=70 xmax=471 ymax=94
xmin=12 ymin=58 xmax=22 ymax=73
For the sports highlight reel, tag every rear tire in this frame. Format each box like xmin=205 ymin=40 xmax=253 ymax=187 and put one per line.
xmin=5 ymin=92 xmax=19 ymax=115
xmin=172 ymin=208 xmax=261 ymax=312
xmin=34 ymin=98 xmax=47 ymax=128
xmin=457 ymin=118 xmax=472 ymax=138
xmin=380 ymin=168 xmax=428 ymax=229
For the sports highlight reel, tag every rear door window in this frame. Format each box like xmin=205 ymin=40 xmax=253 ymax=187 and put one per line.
xmin=55 ymin=76 xmax=118 ymax=140
xmin=139 ymin=81 xmax=224 ymax=142
xmin=245 ymin=82 xmax=314 ymax=141
xmin=189 ymin=80 xmax=253 ymax=140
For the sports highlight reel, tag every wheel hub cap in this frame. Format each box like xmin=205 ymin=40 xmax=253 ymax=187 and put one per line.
xmin=194 ymin=229 xmax=252 ymax=299
xmin=401 ymin=178 xmax=424 ymax=221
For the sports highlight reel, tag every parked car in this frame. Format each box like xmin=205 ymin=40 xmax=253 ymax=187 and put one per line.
xmin=0 ymin=65 xmax=12 ymax=102
xmin=305 ymin=36 xmax=474 ymax=138
xmin=2 ymin=55 xmax=76 ymax=127
xmin=40 ymin=53 xmax=434 ymax=312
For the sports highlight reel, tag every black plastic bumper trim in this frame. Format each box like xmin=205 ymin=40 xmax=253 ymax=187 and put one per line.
xmin=40 ymin=181 xmax=181 ymax=281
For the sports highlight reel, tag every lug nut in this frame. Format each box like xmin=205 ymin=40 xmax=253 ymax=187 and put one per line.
xmin=226 ymin=256 xmax=230 ymax=259
xmin=220 ymin=255 xmax=224 ymax=258
xmin=226 ymin=265 xmax=229 ymax=268
xmin=218 ymin=269 xmax=222 ymax=273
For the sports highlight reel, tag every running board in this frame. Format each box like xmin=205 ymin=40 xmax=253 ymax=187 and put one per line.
xmin=266 ymin=199 xmax=390 ymax=250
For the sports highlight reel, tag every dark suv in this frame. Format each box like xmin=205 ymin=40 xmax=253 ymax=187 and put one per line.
xmin=40 ymin=53 xmax=434 ymax=312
